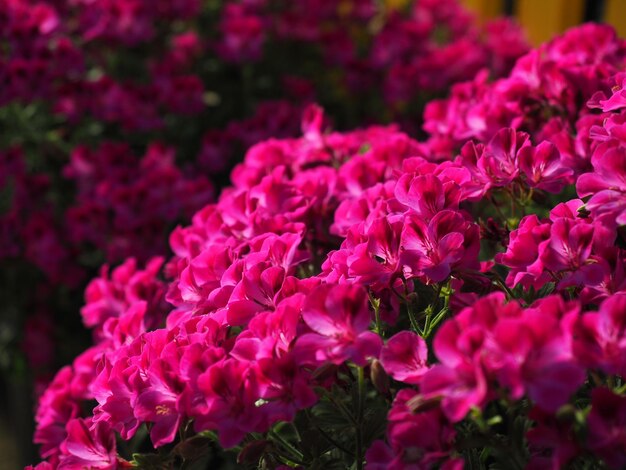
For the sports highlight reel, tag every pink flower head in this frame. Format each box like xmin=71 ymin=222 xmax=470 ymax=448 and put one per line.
xmin=477 ymin=128 xmax=530 ymax=187
xmin=380 ymin=331 xmax=430 ymax=384
xmin=517 ymin=140 xmax=573 ymax=192
xmin=526 ymin=407 xmax=580 ymax=469
xmin=587 ymin=388 xmax=626 ymax=468
xmin=365 ymin=389 xmax=460 ymax=470
xmin=295 ymin=284 xmax=382 ymax=367
xmin=539 ymin=217 xmax=607 ymax=288
xmin=572 ymin=293 xmax=626 ymax=376
xmin=422 ymin=293 xmax=584 ymax=420
xmin=194 ymin=359 xmax=264 ymax=448
xmin=134 ymin=360 xmax=183 ymax=448
xmin=347 ymin=217 xmax=403 ymax=289
xmin=34 ymin=366 xmax=82 ymax=460
xmin=394 ymin=173 xmax=461 ymax=220
xmin=58 ymin=418 xmax=118 ymax=470
xmin=590 ymin=73 xmax=626 ymax=112
xmin=577 ymin=146 xmax=626 ymax=228
xmin=400 ymin=209 xmax=480 ymax=283
xmin=496 ymin=214 xmax=551 ymax=289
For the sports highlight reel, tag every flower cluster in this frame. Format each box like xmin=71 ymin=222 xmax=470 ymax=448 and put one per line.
xmin=1 ymin=0 xmax=527 ymax=388
xmin=30 ymin=22 xmax=626 ymax=469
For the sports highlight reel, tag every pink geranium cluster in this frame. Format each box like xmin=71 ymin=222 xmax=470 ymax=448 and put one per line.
xmin=64 ymin=142 xmax=213 ymax=263
xmin=30 ymin=22 xmax=626 ymax=469
xmin=1 ymin=0 xmax=527 ymax=389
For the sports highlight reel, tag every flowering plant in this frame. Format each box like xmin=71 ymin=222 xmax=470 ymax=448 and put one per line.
xmin=0 ymin=0 xmax=526 ymax=396
xmin=27 ymin=22 xmax=626 ymax=469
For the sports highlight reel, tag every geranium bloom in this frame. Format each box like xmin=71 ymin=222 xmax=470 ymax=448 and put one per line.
xmin=366 ymin=389 xmax=463 ymax=470
xmin=380 ymin=331 xmax=430 ymax=384
xmin=58 ymin=419 xmax=120 ymax=470
xmin=400 ymin=209 xmax=480 ymax=283
xmin=586 ymin=388 xmax=626 ymax=468
xmin=295 ymin=284 xmax=382 ymax=366
xmin=194 ymin=359 xmax=265 ymax=448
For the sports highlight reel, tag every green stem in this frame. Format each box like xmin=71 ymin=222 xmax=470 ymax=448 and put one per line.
xmin=369 ymin=292 xmax=383 ymax=337
xmin=269 ymin=429 xmax=305 ymax=463
xmin=406 ymin=301 xmax=422 ymax=335
xmin=422 ymin=305 xmax=433 ymax=338
xmin=355 ymin=367 xmax=365 ymax=470
xmin=493 ymin=276 xmax=516 ymax=301
xmin=424 ymin=307 xmax=449 ymax=338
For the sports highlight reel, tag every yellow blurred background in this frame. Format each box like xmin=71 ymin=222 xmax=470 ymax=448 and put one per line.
xmin=461 ymin=0 xmax=626 ymax=45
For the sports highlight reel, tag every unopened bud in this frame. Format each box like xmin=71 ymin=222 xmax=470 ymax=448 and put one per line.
xmin=370 ymin=359 xmax=389 ymax=395
xmin=406 ymin=394 xmax=442 ymax=413
xmin=556 ymin=404 xmax=577 ymax=424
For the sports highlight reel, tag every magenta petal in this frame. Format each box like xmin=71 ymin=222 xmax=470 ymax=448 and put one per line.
xmin=381 ymin=331 xmax=429 ymax=384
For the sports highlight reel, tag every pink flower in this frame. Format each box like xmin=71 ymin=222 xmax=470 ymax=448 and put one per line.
xmin=517 ymin=140 xmax=573 ymax=192
xmin=194 ymin=359 xmax=264 ymax=448
xmin=422 ymin=293 xmax=584 ymax=420
xmin=134 ymin=362 xmax=183 ymax=448
xmin=591 ymin=73 xmax=626 ymax=112
xmin=394 ymin=173 xmax=461 ymax=220
xmin=496 ymin=214 xmax=551 ymax=289
xmin=577 ymin=146 xmax=626 ymax=228
xmin=587 ymin=388 xmax=626 ymax=468
xmin=572 ymin=293 xmax=626 ymax=376
xmin=539 ymin=217 xmax=607 ymax=288
xmin=365 ymin=389 xmax=461 ymax=470
xmin=526 ymin=407 xmax=580 ymax=469
xmin=347 ymin=218 xmax=403 ymax=289
xmin=295 ymin=284 xmax=382 ymax=367
xmin=34 ymin=367 xmax=82 ymax=460
xmin=380 ymin=331 xmax=430 ymax=384
xmin=400 ymin=209 xmax=480 ymax=283
xmin=477 ymin=128 xmax=529 ymax=187
xmin=58 ymin=419 xmax=118 ymax=470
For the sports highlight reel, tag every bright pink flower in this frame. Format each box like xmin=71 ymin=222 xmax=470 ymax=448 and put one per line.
xmin=577 ymin=146 xmax=626 ymax=228
xmin=400 ymin=209 xmax=480 ymax=283
xmin=478 ymin=128 xmax=529 ymax=187
xmin=526 ymin=407 xmax=580 ymax=469
xmin=539 ymin=217 xmax=607 ymax=288
xmin=365 ymin=389 xmax=460 ymax=470
xmin=421 ymin=360 xmax=488 ymax=422
xmin=227 ymin=263 xmax=287 ymax=325
xmin=572 ymin=293 xmax=626 ymax=376
xmin=134 ymin=361 xmax=183 ymax=448
xmin=58 ymin=419 xmax=118 ymax=470
xmin=517 ymin=140 xmax=573 ymax=192
xmin=591 ymin=73 xmax=626 ymax=112
xmin=92 ymin=359 xmax=140 ymax=441
xmin=347 ymin=218 xmax=403 ymax=289
xmin=496 ymin=214 xmax=551 ymax=289
xmin=577 ymin=143 xmax=626 ymax=199
xmin=194 ymin=359 xmax=264 ymax=448
xmin=497 ymin=296 xmax=585 ymax=412
xmin=394 ymin=173 xmax=461 ymax=220
xmin=34 ymin=366 xmax=82 ymax=460
xmin=295 ymin=284 xmax=382 ymax=367
xmin=380 ymin=331 xmax=430 ymax=384
xmin=587 ymin=388 xmax=626 ymax=468
xmin=423 ymin=293 xmax=584 ymax=419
